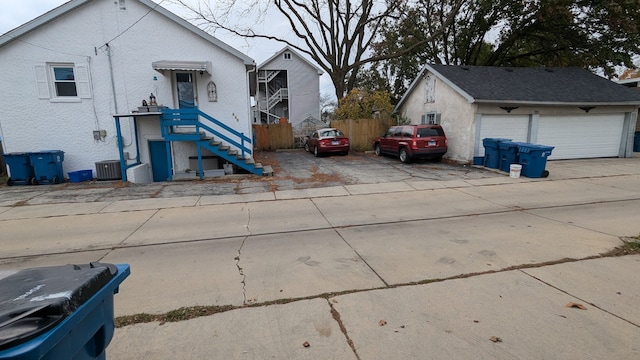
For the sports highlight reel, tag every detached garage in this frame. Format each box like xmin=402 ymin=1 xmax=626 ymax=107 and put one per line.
xmin=395 ymin=65 xmax=640 ymax=162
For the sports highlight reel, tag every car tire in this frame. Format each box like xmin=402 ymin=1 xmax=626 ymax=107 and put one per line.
xmin=304 ymin=142 xmax=310 ymax=152
xmin=433 ymin=155 xmax=443 ymax=162
xmin=399 ymin=148 xmax=410 ymax=163
xmin=314 ymin=146 xmax=320 ymax=157
xmin=374 ymin=144 xmax=381 ymax=156
xmin=341 ymin=151 xmax=348 ymax=156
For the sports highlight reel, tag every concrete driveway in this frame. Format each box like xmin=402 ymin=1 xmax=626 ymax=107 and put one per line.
xmin=1 ymin=156 xmax=639 ymax=359
xmin=0 ymin=150 xmax=498 ymax=205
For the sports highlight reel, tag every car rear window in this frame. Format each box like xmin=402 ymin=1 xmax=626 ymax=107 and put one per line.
xmin=417 ymin=127 xmax=443 ymax=137
xmin=320 ymin=129 xmax=344 ymax=137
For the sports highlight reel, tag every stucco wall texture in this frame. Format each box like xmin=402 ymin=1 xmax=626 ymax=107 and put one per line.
xmin=0 ymin=0 xmax=253 ymax=176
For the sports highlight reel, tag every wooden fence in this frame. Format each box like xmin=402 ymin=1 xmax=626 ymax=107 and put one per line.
xmin=252 ymin=123 xmax=294 ymax=151
xmin=252 ymin=119 xmax=393 ymax=151
xmin=330 ymin=118 xmax=392 ymax=151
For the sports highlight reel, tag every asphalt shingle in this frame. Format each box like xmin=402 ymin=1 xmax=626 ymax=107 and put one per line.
xmin=429 ymin=64 xmax=640 ymax=104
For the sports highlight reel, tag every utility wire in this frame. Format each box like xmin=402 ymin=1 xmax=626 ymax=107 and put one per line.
xmin=99 ymin=0 xmax=166 ymax=49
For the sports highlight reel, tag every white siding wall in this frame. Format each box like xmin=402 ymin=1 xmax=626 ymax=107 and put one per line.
xmin=260 ymin=52 xmax=320 ymax=126
xmin=0 ymin=0 xmax=252 ymax=175
xmin=398 ymin=72 xmax=476 ymax=162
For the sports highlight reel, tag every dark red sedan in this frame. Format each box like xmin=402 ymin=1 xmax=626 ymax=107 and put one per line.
xmin=304 ymin=128 xmax=350 ymax=157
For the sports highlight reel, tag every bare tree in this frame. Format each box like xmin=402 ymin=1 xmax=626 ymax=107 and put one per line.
xmin=171 ymin=0 xmax=463 ymax=100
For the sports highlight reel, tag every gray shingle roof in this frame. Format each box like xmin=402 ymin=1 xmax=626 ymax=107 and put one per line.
xmin=428 ymin=64 xmax=640 ymax=104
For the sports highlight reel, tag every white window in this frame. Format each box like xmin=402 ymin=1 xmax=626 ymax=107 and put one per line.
xmin=118 ymin=0 xmax=127 ymax=10
xmin=283 ymin=52 xmax=292 ymax=60
xmin=421 ymin=112 xmax=441 ymax=125
xmin=35 ymin=63 xmax=91 ymax=101
xmin=52 ymin=66 xmax=77 ymax=97
xmin=424 ymin=74 xmax=436 ymax=103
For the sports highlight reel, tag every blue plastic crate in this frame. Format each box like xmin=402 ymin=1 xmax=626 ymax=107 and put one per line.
xmin=68 ymin=170 xmax=93 ymax=183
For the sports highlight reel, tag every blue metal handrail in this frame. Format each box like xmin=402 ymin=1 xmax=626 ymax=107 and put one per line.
xmin=161 ymin=107 xmax=252 ymax=157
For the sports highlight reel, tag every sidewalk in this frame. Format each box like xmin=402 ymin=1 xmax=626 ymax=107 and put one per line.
xmin=1 ymin=157 xmax=639 ymax=359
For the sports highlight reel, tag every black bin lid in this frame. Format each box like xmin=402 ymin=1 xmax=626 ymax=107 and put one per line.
xmin=0 ymin=262 xmax=118 ymax=350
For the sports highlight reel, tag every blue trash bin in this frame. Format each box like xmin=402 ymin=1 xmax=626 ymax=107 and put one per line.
xmin=482 ymin=138 xmax=512 ymax=169
xmin=498 ymin=141 xmax=522 ymax=173
xmin=29 ymin=150 xmax=65 ymax=184
xmin=517 ymin=144 xmax=554 ymax=178
xmin=2 ymin=153 xmax=35 ymax=186
xmin=0 ymin=262 xmax=130 ymax=360
xmin=634 ymin=132 xmax=640 ymax=152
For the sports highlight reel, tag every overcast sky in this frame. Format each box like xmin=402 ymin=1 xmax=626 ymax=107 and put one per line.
xmin=0 ymin=0 xmax=337 ymax=98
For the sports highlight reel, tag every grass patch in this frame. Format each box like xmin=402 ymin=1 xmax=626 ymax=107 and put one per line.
xmin=115 ymin=235 xmax=640 ymax=328
xmin=115 ymin=305 xmax=234 ymax=327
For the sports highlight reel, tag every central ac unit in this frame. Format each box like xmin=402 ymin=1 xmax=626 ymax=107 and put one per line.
xmin=95 ymin=160 xmax=122 ymax=180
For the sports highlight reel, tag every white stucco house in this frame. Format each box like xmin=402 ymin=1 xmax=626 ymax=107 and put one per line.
xmin=0 ymin=0 xmax=263 ymax=183
xmin=395 ymin=64 xmax=640 ymax=163
xmin=253 ymin=46 xmax=323 ymax=127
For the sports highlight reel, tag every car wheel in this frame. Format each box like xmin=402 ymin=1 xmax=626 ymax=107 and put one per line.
xmin=314 ymin=146 xmax=320 ymax=157
xmin=304 ymin=142 xmax=310 ymax=152
xmin=433 ymin=155 xmax=443 ymax=162
xmin=341 ymin=151 xmax=348 ymax=156
xmin=374 ymin=144 xmax=381 ymax=156
xmin=7 ymin=178 xmax=14 ymax=186
xmin=399 ymin=148 xmax=410 ymax=163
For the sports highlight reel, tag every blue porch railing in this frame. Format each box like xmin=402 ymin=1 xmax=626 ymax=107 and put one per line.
xmin=160 ymin=107 xmax=252 ymax=159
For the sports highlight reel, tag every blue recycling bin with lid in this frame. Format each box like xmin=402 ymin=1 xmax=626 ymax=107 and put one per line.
xmin=2 ymin=153 xmax=35 ymax=186
xmin=0 ymin=262 xmax=130 ymax=360
xmin=498 ymin=141 xmax=522 ymax=172
xmin=29 ymin=150 xmax=65 ymax=184
xmin=482 ymin=138 xmax=512 ymax=169
xmin=517 ymin=143 xmax=554 ymax=178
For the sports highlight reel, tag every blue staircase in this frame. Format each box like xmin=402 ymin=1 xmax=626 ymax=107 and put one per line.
xmin=160 ymin=107 xmax=264 ymax=178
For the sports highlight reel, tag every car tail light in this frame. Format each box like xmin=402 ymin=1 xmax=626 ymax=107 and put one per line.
xmin=320 ymin=139 xmax=330 ymax=146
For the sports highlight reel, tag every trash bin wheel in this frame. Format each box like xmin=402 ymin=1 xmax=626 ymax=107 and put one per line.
xmin=542 ymin=170 xmax=549 ymax=178
xmin=7 ymin=177 xmax=14 ymax=186
xmin=53 ymin=176 xmax=60 ymax=184
xmin=30 ymin=177 xmax=38 ymax=185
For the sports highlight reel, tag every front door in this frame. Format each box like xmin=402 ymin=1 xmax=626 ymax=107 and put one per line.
xmin=149 ymin=140 xmax=172 ymax=182
xmin=176 ymin=72 xmax=196 ymax=109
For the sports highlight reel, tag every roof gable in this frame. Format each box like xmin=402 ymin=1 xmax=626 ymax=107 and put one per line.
xmin=0 ymin=0 xmax=255 ymax=67
xmin=258 ymin=46 xmax=323 ymax=75
xmin=397 ymin=64 xmax=640 ymax=111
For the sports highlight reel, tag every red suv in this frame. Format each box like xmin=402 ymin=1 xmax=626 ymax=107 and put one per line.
xmin=374 ymin=125 xmax=447 ymax=163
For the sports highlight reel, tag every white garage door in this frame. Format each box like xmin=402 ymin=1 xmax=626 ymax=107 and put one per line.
xmin=537 ymin=114 xmax=624 ymax=159
xmin=477 ymin=115 xmax=529 ymax=156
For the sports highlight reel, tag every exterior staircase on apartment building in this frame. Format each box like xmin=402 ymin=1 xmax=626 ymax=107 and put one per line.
xmin=160 ymin=108 xmax=271 ymax=178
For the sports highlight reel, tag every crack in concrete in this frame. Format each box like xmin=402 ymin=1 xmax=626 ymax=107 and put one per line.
xmin=520 ymin=269 xmax=640 ymax=329
xmin=235 ymin=206 xmax=251 ymax=305
xmin=310 ymin=198 xmax=390 ymax=287
xmin=328 ymin=299 xmax=361 ymax=360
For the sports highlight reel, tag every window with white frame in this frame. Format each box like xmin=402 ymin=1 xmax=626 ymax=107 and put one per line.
xmin=52 ymin=66 xmax=77 ymax=96
xmin=421 ymin=112 xmax=441 ymax=125
xmin=283 ymin=52 xmax=292 ymax=60
xmin=118 ymin=0 xmax=127 ymax=10
xmin=35 ymin=63 xmax=91 ymax=101
xmin=424 ymin=74 xmax=436 ymax=103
